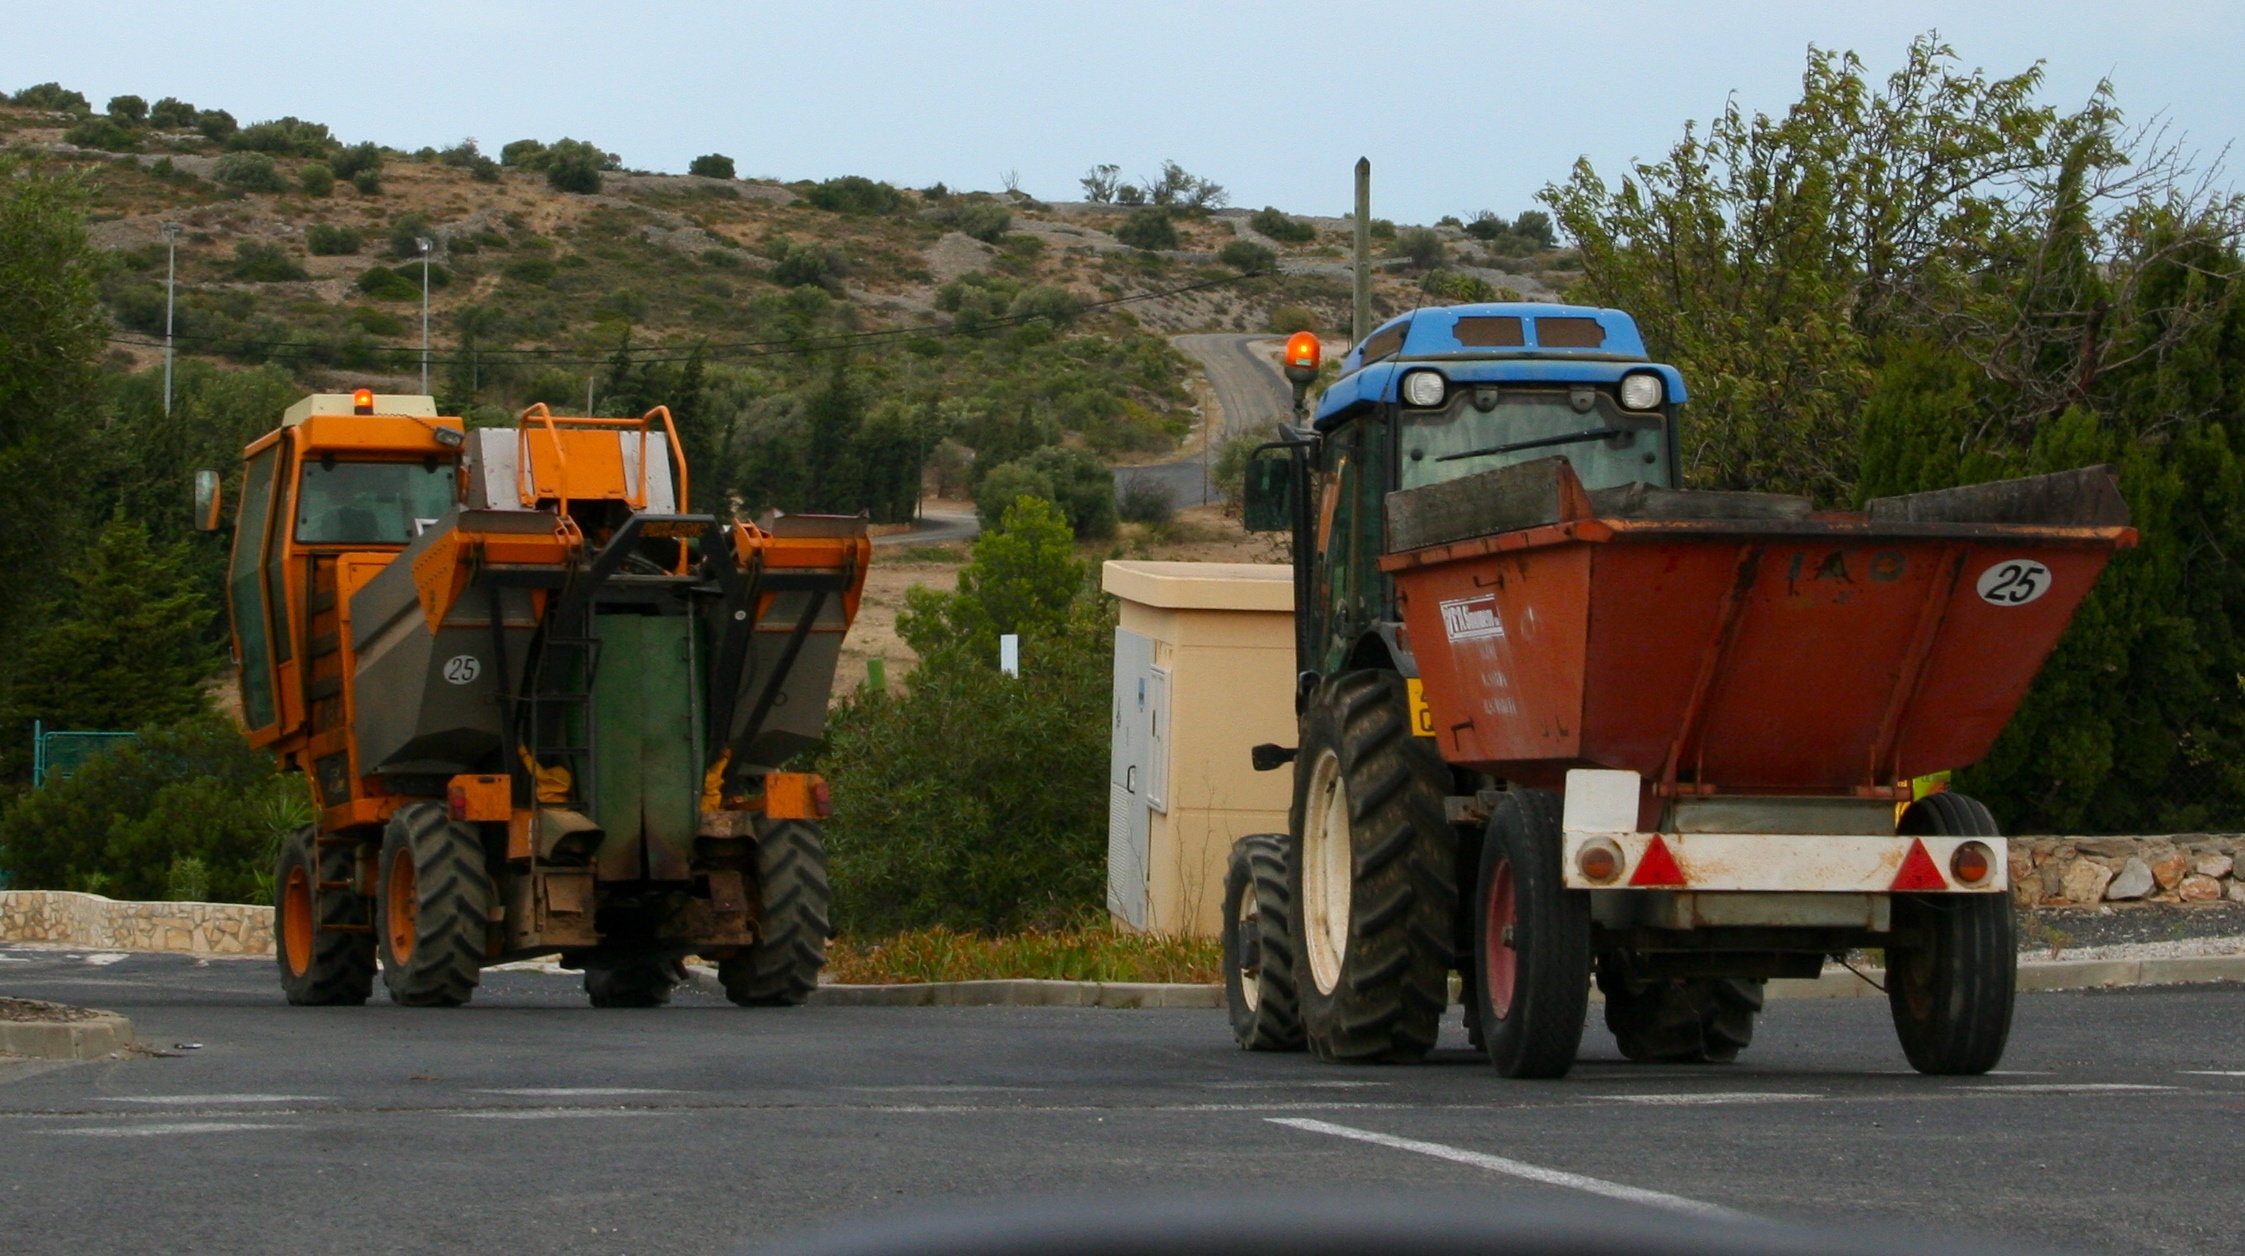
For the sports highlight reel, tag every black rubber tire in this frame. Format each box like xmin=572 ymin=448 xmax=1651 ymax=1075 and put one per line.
xmin=1599 ymin=958 xmax=1764 ymax=1063
xmin=585 ymin=956 xmax=685 ymax=1008
xmin=1888 ymin=792 xmax=2016 ymax=1075
xmin=1224 ymin=832 xmax=1303 ymax=1051
xmin=718 ymin=818 xmax=831 ymax=1007
xmin=1472 ymin=789 xmax=1591 ymax=1078
xmin=376 ymin=802 xmax=494 ymax=1008
xmin=1288 ymin=671 xmax=1455 ymax=1064
xmin=274 ymin=825 xmax=374 ymax=1006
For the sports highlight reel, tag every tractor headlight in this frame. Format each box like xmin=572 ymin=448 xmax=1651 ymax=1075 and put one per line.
xmin=1618 ymin=373 xmax=1665 ymax=411
xmin=1401 ymin=370 xmax=1447 ymax=408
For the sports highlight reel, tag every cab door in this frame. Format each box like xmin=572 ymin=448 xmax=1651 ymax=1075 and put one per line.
xmin=227 ymin=444 xmax=286 ymax=736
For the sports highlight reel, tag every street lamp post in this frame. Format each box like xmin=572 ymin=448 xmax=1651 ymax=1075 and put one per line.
xmin=160 ymin=221 xmax=181 ymax=415
xmin=416 ymin=236 xmax=433 ymax=395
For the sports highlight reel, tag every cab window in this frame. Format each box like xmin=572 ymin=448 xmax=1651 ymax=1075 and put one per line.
xmin=295 ymin=460 xmax=457 ymax=544
xmin=1398 ymin=387 xmax=1670 ymax=493
xmin=228 ymin=447 xmax=281 ymax=729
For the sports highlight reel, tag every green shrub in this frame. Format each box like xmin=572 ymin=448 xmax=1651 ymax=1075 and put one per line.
xmin=1248 ymin=205 xmax=1316 ymax=244
xmin=824 ymin=499 xmax=1111 ymax=934
xmin=63 ymin=116 xmax=137 ymax=153
xmin=803 ymin=175 xmax=905 ymax=215
xmin=305 ymin=223 xmax=360 ymax=256
xmin=212 ymin=151 xmax=286 ymax=192
xmin=350 ymin=169 xmax=381 ymax=195
xmin=770 ymin=238 xmax=845 ymax=288
xmin=195 ymin=109 xmax=237 ymax=143
xmin=11 ymin=82 xmax=90 ymax=113
xmin=689 ymin=152 xmax=735 ymax=179
xmin=297 ymin=162 xmax=334 ymax=196
xmin=1118 ymin=478 xmax=1175 ymax=524
xmin=1219 ymin=239 xmax=1275 ymax=273
xmin=975 ymin=446 xmax=1115 ymax=538
xmin=1420 ymin=269 xmax=1494 ymax=303
xmin=543 ymin=138 xmax=610 ymax=193
xmin=939 ymin=202 xmax=1012 ymax=243
xmin=230 ymin=241 xmax=306 ymax=282
xmin=355 ymin=265 xmax=421 ymax=300
xmin=1006 ymin=283 xmax=1083 ymax=329
xmin=503 ymin=255 xmax=557 ymax=285
xmin=1267 ymin=304 xmax=1319 ymax=334
xmin=1369 ymin=217 xmax=1396 ymax=240
xmin=229 ymin=116 xmax=334 ymax=158
xmin=1393 ymin=226 xmax=1446 ymax=269
xmin=328 ymin=141 xmax=382 ymax=180
xmin=1512 ymin=209 xmax=1555 ymax=246
xmin=499 ymin=139 xmax=546 ymax=168
xmin=147 ymin=97 xmax=197 ymax=129
xmin=1114 ymin=207 xmax=1177 ymax=251
xmin=0 ymin=714 xmax=306 ymax=904
xmin=106 ymin=95 xmax=147 ymax=124
xmin=388 ymin=212 xmax=432 ymax=258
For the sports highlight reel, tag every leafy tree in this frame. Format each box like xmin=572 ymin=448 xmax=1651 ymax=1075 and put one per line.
xmin=63 ymin=117 xmax=137 ymax=153
xmin=1511 ymin=209 xmax=1555 ymax=246
xmin=499 ymin=139 xmax=546 ymax=168
xmin=975 ymin=446 xmax=1115 ymax=538
xmin=147 ymin=96 xmax=198 ymax=129
xmin=305 ymin=223 xmax=362 ymax=255
xmin=1247 ymin=206 xmax=1316 ymax=244
xmin=973 ymin=462 xmax=1054 ymax=531
xmin=10 ymin=83 xmax=90 ymax=113
xmin=212 ymin=151 xmax=286 ymax=192
xmin=544 ymin=138 xmax=609 ymax=193
xmin=1114 ymin=207 xmax=1176 ymax=251
xmin=195 ymin=109 xmax=238 ymax=143
xmin=0 ymin=714 xmax=303 ymax=903
xmin=1141 ymin=160 xmax=1226 ymax=210
xmin=328 ymin=141 xmax=382 ymax=180
xmin=1219 ymin=239 xmax=1274 ymax=274
xmin=1118 ymin=478 xmax=1174 ymax=524
xmin=297 ymin=162 xmax=334 ymax=197
xmin=689 ymin=153 xmax=736 ymax=179
xmin=105 ymin=95 xmax=147 ymax=124
xmin=902 ymin=496 xmax=1086 ymax=663
xmin=3 ymin=517 xmax=216 ymax=753
xmin=0 ymin=159 xmax=103 ymax=653
xmin=1393 ymin=226 xmax=1446 ymax=270
xmin=1080 ymin=164 xmax=1121 ymax=203
xmin=229 ymin=116 xmax=334 ymax=158
xmin=803 ymin=175 xmax=905 ymax=215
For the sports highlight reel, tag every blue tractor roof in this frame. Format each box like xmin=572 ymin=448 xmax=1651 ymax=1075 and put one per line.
xmin=1314 ymin=302 xmax=1687 ymax=429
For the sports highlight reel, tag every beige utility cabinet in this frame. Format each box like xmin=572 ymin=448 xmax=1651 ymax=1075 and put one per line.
xmin=1102 ymin=561 xmax=1297 ymax=937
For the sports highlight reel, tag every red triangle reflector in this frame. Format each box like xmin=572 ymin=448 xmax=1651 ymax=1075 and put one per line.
xmin=1891 ymin=838 xmax=1948 ymax=891
xmin=1628 ymin=834 xmax=1687 ymax=887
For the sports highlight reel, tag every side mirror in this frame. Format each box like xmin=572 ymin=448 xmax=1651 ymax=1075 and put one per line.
xmin=1243 ymin=451 xmax=1295 ymax=533
xmin=193 ymin=470 xmax=223 ymax=531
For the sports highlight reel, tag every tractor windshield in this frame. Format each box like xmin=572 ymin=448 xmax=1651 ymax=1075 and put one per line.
xmin=294 ymin=459 xmax=457 ymax=544
xmin=1397 ymin=387 xmax=1668 ymax=492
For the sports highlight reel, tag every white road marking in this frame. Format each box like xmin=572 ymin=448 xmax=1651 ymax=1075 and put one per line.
xmin=101 ymin=1095 xmax=329 ymax=1104
xmin=41 ymin=1122 xmax=294 ymax=1137
xmin=840 ymin=1085 xmax=1040 ymax=1093
xmin=1591 ymin=1092 xmax=1821 ymax=1105
xmin=1985 ymin=1070 xmax=2054 ymax=1076
xmin=456 ymin=1108 xmax=686 ymax=1120
xmin=1955 ymin=1083 xmax=2177 ymax=1093
xmin=1269 ymin=1117 xmax=1740 ymax=1219
xmin=83 ymin=953 xmax=127 ymax=966
xmin=1201 ymin=1080 xmax=1390 ymax=1090
xmin=473 ymin=1088 xmax=679 ymax=1097
xmin=2181 ymin=1070 xmax=2245 ymax=1077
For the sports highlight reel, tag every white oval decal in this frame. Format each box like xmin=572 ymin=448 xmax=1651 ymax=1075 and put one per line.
xmin=443 ymin=654 xmax=482 ymax=684
xmin=1975 ymin=560 xmax=2052 ymax=607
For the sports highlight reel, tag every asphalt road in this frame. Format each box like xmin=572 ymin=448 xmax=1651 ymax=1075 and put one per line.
xmin=2 ymin=946 xmax=2239 ymax=1256
xmin=1114 ymin=334 xmax=1293 ymax=509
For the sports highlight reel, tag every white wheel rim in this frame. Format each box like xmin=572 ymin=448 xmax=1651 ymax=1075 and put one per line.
xmin=1234 ymin=886 xmax=1261 ymax=1014
xmin=1300 ymin=749 xmax=1351 ymax=996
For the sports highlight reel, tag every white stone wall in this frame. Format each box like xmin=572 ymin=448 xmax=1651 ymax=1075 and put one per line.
xmin=0 ymin=891 xmax=273 ymax=956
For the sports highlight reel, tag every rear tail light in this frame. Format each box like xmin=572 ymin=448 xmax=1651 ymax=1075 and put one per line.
xmin=447 ymin=784 xmax=467 ymax=821
xmin=1951 ymin=840 xmax=1995 ymax=886
xmin=1576 ymin=838 xmax=1623 ymax=884
xmin=812 ymin=780 xmax=833 ymax=819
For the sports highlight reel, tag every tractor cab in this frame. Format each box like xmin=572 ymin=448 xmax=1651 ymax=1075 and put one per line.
xmin=1246 ymin=303 xmax=1688 ymax=679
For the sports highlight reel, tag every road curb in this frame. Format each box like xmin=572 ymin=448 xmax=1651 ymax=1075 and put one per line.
xmin=686 ymin=954 xmax=2245 ymax=1010
xmin=0 ymin=1012 xmax=134 ymax=1061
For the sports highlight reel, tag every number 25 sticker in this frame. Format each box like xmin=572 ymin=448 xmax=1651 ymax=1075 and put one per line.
xmin=443 ymin=655 xmax=482 ymax=684
xmin=1976 ymin=560 xmax=2052 ymax=606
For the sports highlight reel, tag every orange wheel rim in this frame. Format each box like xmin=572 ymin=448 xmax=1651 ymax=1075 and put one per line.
xmin=385 ymin=847 xmax=418 ymax=963
xmin=282 ymin=865 xmax=314 ymax=977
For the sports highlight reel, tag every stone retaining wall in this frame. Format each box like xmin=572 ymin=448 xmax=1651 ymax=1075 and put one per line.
xmin=2011 ymin=835 xmax=2244 ymax=906
xmin=0 ymin=891 xmax=273 ymax=956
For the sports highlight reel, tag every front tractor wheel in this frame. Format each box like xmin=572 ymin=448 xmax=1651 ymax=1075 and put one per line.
xmin=1288 ymin=671 xmax=1455 ymax=1064
xmin=274 ymin=825 xmax=375 ymax=1005
xmin=585 ymin=956 xmax=686 ymax=1008
xmin=717 ymin=818 xmax=831 ymax=1007
xmin=1223 ymin=832 xmax=1302 ymax=1051
xmin=1887 ymin=792 xmax=2016 ymax=1075
xmin=376 ymin=802 xmax=495 ymax=1008
xmin=1472 ymin=789 xmax=1590 ymax=1078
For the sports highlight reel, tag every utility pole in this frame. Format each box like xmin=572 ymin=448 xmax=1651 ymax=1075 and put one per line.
xmin=160 ymin=221 xmax=181 ymax=414
xmin=417 ymin=236 xmax=433 ymax=395
xmin=1352 ymin=158 xmax=1371 ymax=348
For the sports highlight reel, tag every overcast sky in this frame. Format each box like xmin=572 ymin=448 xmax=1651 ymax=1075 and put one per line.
xmin=7 ymin=2 xmax=2239 ymax=224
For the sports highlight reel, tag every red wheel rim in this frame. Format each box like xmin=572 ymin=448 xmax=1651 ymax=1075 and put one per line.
xmin=1484 ymin=859 xmax=1517 ymax=1019
xmin=282 ymin=865 xmax=313 ymax=977
xmin=385 ymin=848 xmax=418 ymax=964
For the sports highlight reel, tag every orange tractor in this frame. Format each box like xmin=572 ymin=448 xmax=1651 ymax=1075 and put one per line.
xmin=200 ymin=391 xmax=867 ymax=1007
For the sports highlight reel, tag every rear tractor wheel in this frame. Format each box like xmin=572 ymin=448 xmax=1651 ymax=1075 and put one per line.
xmin=1289 ymin=671 xmax=1455 ymax=1064
xmin=1598 ymin=955 xmax=1764 ymax=1063
xmin=1887 ymin=792 xmax=2016 ymax=1075
xmin=585 ymin=955 xmax=686 ymax=1008
xmin=274 ymin=825 xmax=375 ymax=1006
xmin=376 ymin=802 xmax=495 ymax=1008
xmin=1223 ymin=832 xmax=1302 ymax=1051
xmin=1471 ymin=789 xmax=1591 ymax=1078
xmin=718 ymin=818 xmax=831 ymax=1007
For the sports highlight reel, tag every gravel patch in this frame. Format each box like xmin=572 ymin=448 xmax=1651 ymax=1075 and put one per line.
xmin=2020 ymin=901 xmax=2245 ymax=951
xmin=0 ymin=997 xmax=110 ymax=1023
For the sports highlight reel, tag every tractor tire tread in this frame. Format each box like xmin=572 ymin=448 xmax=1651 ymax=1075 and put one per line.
xmin=718 ymin=819 xmax=830 ymax=1007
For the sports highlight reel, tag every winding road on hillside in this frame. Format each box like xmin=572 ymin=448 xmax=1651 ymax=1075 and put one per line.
xmin=1114 ymin=333 xmax=1295 ymax=509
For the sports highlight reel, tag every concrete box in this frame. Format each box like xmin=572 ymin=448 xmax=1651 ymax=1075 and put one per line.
xmin=1102 ymin=562 xmax=1297 ymax=937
